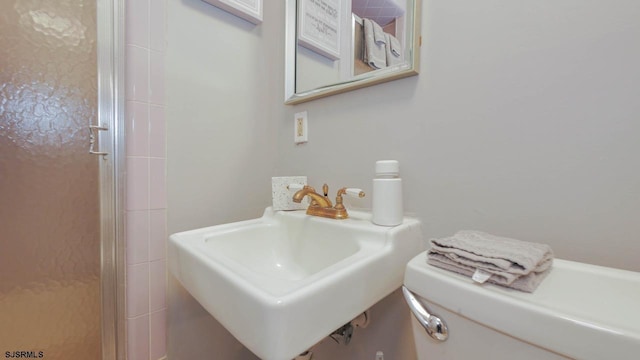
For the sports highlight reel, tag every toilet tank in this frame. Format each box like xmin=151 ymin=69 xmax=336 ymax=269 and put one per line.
xmin=403 ymin=252 xmax=640 ymax=360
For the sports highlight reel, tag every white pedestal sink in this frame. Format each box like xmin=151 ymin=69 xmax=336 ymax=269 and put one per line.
xmin=168 ymin=207 xmax=424 ymax=360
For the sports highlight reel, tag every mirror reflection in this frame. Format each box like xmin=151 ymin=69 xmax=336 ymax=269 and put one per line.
xmin=286 ymin=0 xmax=420 ymax=104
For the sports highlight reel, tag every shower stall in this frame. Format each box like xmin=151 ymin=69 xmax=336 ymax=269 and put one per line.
xmin=0 ymin=0 xmax=124 ymax=358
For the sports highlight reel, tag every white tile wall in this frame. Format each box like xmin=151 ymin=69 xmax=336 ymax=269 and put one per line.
xmin=125 ymin=0 xmax=167 ymax=359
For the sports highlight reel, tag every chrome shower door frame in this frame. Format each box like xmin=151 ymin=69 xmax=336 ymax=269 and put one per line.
xmin=97 ymin=0 xmax=125 ymax=358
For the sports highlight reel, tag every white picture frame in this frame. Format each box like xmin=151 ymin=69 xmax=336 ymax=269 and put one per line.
xmin=297 ymin=0 xmax=341 ymax=60
xmin=202 ymin=0 xmax=263 ymax=25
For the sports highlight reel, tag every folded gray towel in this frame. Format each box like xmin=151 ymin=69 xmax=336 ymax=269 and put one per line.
xmin=385 ymin=33 xmax=403 ymax=66
xmin=363 ymin=19 xmax=387 ymax=69
xmin=427 ymin=230 xmax=554 ymax=292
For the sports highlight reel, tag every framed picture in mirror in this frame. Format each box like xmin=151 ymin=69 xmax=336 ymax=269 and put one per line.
xmin=297 ymin=0 xmax=342 ymax=60
xmin=202 ymin=0 xmax=263 ymax=24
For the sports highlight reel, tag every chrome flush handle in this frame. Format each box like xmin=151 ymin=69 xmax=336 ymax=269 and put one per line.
xmin=402 ymin=286 xmax=449 ymax=342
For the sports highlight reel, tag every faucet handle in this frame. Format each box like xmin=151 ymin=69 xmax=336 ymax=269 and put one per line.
xmin=342 ymin=188 xmax=365 ymax=198
xmin=335 ymin=188 xmax=366 ymax=210
xmin=286 ymin=183 xmax=305 ymax=191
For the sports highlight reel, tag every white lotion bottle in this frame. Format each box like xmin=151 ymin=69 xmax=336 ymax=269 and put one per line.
xmin=372 ymin=160 xmax=403 ymax=226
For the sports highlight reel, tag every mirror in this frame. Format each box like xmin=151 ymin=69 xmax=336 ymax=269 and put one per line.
xmin=285 ymin=0 xmax=421 ymax=104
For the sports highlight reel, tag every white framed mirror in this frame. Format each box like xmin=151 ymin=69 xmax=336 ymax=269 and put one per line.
xmin=285 ymin=0 xmax=422 ymax=105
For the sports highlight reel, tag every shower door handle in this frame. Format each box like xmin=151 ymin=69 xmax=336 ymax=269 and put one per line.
xmin=89 ymin=125 xmax=109 ymax=156
xmin=402 ymin=286 xmax=449 ymax=342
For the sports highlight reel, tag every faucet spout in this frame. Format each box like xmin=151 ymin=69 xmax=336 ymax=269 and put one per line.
xmin=292 ymin=186 xmax=332 ymax=208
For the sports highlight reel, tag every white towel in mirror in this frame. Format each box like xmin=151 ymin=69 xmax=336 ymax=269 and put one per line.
xmin=385 ymin=33 xmax=403 ymax=66
xmin=363 ymin=18 xmax=387 ymax=69
xmin=388 ymin=33 xmax=402 ymax=57
xmin=371 ymin=19 xmax=387 ymax=45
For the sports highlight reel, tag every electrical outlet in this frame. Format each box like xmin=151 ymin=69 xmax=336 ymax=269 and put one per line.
xmin=294 ymin=111 xmax=308 ymax=144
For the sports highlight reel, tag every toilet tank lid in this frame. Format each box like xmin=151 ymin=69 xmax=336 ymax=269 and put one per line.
xmin=403 ymin=252 xmax=640 ymax=360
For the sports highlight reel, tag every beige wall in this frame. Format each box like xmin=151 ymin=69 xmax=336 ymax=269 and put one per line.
xmin=167 ymin=0 xmax=640 ymax=358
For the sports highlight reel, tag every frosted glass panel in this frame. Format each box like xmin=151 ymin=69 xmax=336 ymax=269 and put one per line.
xmin=0 ymin=0 xmax=101 ymax=358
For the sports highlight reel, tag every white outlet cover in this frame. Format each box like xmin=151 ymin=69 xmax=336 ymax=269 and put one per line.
xmin=294 ymin=111 xmax=308 ymax=144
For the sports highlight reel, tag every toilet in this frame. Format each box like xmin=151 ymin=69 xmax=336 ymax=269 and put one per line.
xmin=403 ymin=252 xmax=640 ymax=360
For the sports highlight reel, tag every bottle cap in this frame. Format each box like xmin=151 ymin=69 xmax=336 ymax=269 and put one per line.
xmin=375 ymin=160 xmax=399 ymax=176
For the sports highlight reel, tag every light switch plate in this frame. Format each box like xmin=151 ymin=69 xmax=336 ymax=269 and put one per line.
xmin=294 ymin=111 xmax=308 ymax=144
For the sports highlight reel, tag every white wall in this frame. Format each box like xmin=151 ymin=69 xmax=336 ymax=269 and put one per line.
xmin=296 ymin=45 xmax=341 ymax=93
xmin=167 ymin=0 xmax=640 ymax=359
xmin=166 ymin=1 xmax=281 ymax=233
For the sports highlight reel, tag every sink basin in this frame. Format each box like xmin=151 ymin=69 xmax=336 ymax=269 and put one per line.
xmin=169 ymin=207 xmax=424 ymax=360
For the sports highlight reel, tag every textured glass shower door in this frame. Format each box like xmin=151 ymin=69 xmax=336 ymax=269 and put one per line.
xmin=0 ymin=0 xmax=103 ymax=358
